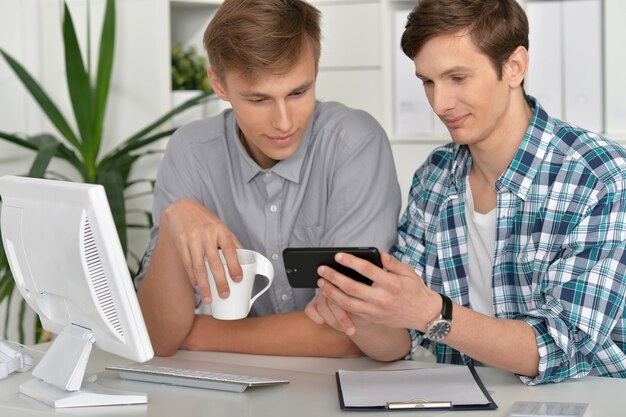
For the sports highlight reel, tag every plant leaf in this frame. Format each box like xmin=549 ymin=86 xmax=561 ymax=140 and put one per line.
xmin=92 ymin=0 xmax=115 ymax=158
xmin=0 ymin=130 xmax=39 ymax=151
xmin=27 ymin=135 xmax=61 ymax=178
xmin=63 ymin=3 xmax=94 ymax=162
xmin=102 ymin=153 xmax=141 ymax=186
xmin=17 ymin=298 xmax=27 ymax=344
xmin=96 ymin=171 xmax=127 ymax=254
xmin=123 ymin=91 xmax=215 ymax=145
xmin=0 ymin=252 xmax=16 ymax=340
xmin=99 ymin=130 xmax=172 ymax=171
xmin=33 ymin=134 xmax=85 ymax=176
xmin=0 ymin=131 xmax=86 ymax=177
xmin=99 ymin=93 xmax=215 ymax=170
xmin=0 ymin=49 xmax=81 ymax=148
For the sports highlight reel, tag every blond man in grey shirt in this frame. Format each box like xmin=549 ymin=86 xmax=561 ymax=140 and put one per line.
xmin=136 ymin=0 xmax=400 ymax=357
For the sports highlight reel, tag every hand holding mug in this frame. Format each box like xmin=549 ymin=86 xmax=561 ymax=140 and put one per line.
xmin=205 ymin=249 xmax=274 ymax=320
xmin=161 ymin=198 xmax=243 ymax=303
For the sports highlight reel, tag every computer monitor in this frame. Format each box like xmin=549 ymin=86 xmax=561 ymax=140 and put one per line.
xmin=0 ymin=175 xmax=154 ymax=408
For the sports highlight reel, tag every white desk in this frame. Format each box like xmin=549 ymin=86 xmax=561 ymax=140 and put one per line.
xmin=0 ymin=347 xmax=624 ymax=416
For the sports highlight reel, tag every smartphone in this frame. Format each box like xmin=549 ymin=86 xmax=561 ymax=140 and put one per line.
xmin=282 ymin=247 xmax=382 ymax=288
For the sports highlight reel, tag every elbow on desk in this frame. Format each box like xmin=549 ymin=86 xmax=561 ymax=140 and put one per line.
xmin=333 ymin=341 xmax=364 ymax=359
xmin=148 ymin=328 xmax=189 ymax=357
xmin=357 ymin=333 xmax=412 ymax=363
xmin=141 ymin=316 xmax=190 ymax=357
xmin=150 ymin=339 xmax=180 ymax=357
xmin=364 ymin=349 xmax=408 ymax=363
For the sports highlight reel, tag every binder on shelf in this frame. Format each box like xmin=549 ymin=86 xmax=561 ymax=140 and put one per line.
xmin=526 ymin=0 xmax=604 ymax=133
xmin=392 ymin=9 xmax=433 ymax=137
xmin=335 ymin=363 xmax=497 ymax=411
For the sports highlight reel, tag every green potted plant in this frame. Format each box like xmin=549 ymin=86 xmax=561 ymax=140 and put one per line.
xmin=0 ymin=0 xmax=215 ymax=342
xmin=171 ymin=42 xmax=214 ymax=124
xmin=172 ymin=42 xmax=212 ymax=93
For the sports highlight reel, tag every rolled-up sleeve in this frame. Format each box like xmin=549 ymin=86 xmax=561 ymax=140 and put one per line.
xmin=519 ymin=191 xmax=626 ymax=385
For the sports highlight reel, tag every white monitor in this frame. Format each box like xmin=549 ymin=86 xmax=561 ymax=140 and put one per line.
xmin=0 ymin=175 xmax=154 ymax=408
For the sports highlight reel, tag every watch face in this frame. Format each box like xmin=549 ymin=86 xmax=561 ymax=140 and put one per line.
xmin=426 ymin=319 xmax=452 ymax=341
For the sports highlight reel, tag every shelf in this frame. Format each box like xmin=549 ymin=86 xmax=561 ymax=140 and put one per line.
xmin=170 ymin=0 xmax=219 ymax=48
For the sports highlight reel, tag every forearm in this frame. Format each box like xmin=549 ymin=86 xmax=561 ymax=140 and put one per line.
xmin=137 ymin=231 xmax=197 ymax=356
xmin=182 ymin=311 xmax=363 ymax=358
xmin=443 ymin=305 xmax=540 ymax=377
xmin=351 ymin=324 xmax=411 ymax=362
xmin=314 ymin=252 xmax=541 ymax=375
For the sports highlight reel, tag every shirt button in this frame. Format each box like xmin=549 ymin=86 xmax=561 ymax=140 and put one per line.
xmin=264 ymin=172 xmax=272 ymax=178
xmin=281 ymin=294 xmax=289 ymax=301
xmin=271 ymin=254 xmax=279 ymax=261
xmin=269 ymin=205 xmax=278 ymax=213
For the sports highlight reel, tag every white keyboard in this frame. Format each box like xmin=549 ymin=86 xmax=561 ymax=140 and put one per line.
xmin=106 ymin=363 xmax=289 ymax=393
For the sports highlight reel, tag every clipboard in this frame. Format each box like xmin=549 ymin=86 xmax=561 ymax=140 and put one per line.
xmin=335 ymin=363 xmax=497 ymax=411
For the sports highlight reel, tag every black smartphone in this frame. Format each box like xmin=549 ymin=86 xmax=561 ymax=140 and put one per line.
xmin=282 ymin=247 xmax=382 ymax=288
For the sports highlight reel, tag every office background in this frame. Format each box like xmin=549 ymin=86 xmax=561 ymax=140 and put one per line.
xmin=1 ymin=0 xmax=625 ymax=343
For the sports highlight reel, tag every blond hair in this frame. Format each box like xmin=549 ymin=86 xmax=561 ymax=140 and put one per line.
xmin=204 ymin=0 xmax=321 ymax=82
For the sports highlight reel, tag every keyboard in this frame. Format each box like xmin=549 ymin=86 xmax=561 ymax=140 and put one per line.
xmin=106 ymin=363 xmax=290 ymax=393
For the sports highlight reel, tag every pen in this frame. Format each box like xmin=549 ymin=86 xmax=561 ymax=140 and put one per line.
xmin=386 ymin=400 xmax=452 ymax=409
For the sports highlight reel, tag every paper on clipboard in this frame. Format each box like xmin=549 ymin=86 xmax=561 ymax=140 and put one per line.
xmin=336 ymin=364 xmax=496 ymax=410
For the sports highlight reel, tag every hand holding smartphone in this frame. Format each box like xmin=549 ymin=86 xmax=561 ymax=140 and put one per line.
xmin=282 ymin=247 xmax=381 ymax=288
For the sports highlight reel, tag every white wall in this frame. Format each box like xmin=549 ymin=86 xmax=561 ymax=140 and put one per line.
xmin=0 ymin=1 xmax=45 ymax=177
xmin=388 ymin=0 xmax=626 ymax=206
xmin=1 ymin=0 xmax=626 ymax=341
xmin=0 ymin=0 xmax=42 ymax=344
xmin=0 ymin=0 xmax=171 ymax=342
xmin=605 ymin=0 xmax=626 ymax=137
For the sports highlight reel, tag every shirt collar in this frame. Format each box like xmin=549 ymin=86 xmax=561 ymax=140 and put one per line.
xmin=450 ymin=144 xmax=472 ymax=194
xmin=497 ymin=95 xmax=554 ymax=200
xmin=451 ymin=95 xmax=553 ymax=200
xmin=231 ymin=103 xmax=316 ymax=184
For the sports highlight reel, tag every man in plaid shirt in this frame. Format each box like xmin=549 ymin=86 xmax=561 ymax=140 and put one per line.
xmin=305 ymin=0 xmax=626 ymax=384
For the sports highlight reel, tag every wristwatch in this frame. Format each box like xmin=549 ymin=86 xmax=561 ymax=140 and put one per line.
xmin=424 ymin=293 xmax=453 ymax=342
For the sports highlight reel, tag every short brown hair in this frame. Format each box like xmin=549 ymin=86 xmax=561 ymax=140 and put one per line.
xmin=204 ymin=0 xmax=321 ymax=82
xmin=400 ymin=0 xmax=528 ymax=79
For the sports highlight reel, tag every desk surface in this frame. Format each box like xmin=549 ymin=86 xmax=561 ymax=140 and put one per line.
xmin=0 ymin=346 xmax=623 ymax=416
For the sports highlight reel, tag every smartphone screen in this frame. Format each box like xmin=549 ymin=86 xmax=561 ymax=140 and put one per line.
xmin=282 ymin=247 xmax=381 ymax=288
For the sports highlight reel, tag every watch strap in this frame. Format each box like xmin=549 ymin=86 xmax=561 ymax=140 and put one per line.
xmin=440 ymin=293 xmax=452 ymax=321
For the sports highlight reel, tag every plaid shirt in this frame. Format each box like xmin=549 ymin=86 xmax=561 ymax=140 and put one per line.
xmin=393 ymin=96 xmax=626 ymax=385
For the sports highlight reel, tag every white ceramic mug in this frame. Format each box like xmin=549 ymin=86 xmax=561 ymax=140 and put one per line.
xmin=204 ymin=249 xmax=274 ymax=320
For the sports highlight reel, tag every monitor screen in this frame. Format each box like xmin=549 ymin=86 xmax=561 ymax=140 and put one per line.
xmin=0 ymin=175 xmax=154 ymax=407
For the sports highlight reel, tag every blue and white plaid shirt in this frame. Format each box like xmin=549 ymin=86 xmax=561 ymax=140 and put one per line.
xmin=393 ymin=96 xmax=626 ymax=385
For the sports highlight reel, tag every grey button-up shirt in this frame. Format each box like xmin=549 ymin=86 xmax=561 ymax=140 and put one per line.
xmin=136 ymin=100 xmax=401 ymax=316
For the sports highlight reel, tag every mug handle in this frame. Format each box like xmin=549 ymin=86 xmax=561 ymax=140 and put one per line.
xmin=249 ymin=252 xmax=275 ymax=308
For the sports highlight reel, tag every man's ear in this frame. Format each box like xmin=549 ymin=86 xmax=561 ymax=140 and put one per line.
xmin=504 ymin=45 xmax=529 ymax=88
xmin=207 ymin=68 xmax=229 ymax=101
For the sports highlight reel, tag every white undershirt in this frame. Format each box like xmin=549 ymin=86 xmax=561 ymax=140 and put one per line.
xmin=464 ymin=176 xmax=497 ymax=317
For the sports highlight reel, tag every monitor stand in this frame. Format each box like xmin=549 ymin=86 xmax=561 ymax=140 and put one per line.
xmin=19 ymin=324 xmax=147 ymax=408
